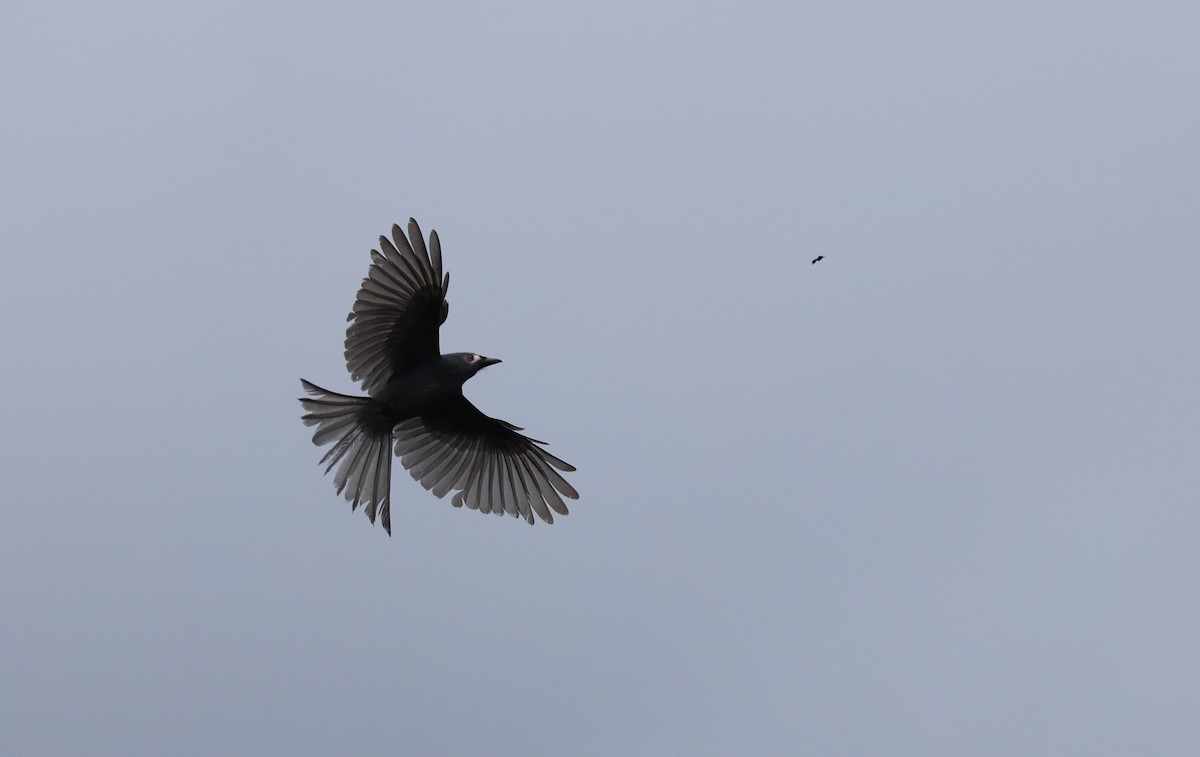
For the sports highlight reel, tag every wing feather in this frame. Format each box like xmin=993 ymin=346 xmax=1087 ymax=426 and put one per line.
xmin=392 ymin=397 xmax=579 ymax=525
xmin=344 ymin=219 xmax=449 ymax=394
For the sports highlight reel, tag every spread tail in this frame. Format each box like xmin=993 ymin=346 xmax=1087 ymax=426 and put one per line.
xmin=299 ymin=379 xmax=394 ymax=534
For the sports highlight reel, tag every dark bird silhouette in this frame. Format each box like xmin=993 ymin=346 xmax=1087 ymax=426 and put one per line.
xmin=811 ymin=255 xmax=824 ymax=265
xmin=300 ymin=219 xmax=578 ymax=534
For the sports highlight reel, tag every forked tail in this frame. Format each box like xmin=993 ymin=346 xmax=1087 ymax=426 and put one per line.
xmin=298 ymin=379 xmax=394 ymax=534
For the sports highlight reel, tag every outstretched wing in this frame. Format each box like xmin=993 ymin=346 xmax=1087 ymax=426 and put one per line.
xmin=344 ymin=218 xmax=449 ymax=394
xmin=393 ymin=397 xmax=579 ymax=524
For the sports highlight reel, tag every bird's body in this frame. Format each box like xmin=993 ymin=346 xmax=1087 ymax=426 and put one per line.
xmin=811 ymin=255 xmax=824 ymax=264
xmin=370 ymin=354 xmax=482 ymax=420
xmin=300 ymin=219 xmax=578 ymax=534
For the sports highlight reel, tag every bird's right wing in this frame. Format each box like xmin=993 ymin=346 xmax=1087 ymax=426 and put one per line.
xmin=392 ymin=397 xmax=579 ymax=524
xmin=344 ymin=219 xmax=449 ymax=394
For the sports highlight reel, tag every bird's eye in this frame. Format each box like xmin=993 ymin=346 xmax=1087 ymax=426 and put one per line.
xmin=467 ymin=354 xmax=476 ymax=362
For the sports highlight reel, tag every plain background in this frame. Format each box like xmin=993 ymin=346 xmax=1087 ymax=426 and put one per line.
xmin=3 ymin=2 xmax=1199 ymax=755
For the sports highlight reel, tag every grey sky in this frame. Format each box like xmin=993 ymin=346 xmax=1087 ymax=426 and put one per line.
xmin=4 ymin=1 xmax=1199 ymax=755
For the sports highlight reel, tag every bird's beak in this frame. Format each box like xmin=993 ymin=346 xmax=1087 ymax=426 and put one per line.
xmin=478 ymin=357 xmax=502 ymax=368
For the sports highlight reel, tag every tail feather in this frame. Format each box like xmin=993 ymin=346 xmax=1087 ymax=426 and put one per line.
xmin=299 ymin=379 xmax=394 ymax=534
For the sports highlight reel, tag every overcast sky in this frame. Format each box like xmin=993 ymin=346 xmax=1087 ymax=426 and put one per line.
xmin=4 ymin=2 xmax=1200 ymax=755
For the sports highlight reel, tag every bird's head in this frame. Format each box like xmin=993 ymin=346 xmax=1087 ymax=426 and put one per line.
xmin=444 ymin=352 xmax=502 ymax=380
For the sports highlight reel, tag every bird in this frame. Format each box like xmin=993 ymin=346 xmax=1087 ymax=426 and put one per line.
xmin=299 ymin=218 xmax=578 ymax=534
xmin=811 ymin=255 xmax=824 ymax=265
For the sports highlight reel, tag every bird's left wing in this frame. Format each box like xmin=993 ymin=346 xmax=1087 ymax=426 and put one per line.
xmin=393 ymin=397 xmax=579 ymax=524
xmin=344 ymin=219 xmax=449 ymax=394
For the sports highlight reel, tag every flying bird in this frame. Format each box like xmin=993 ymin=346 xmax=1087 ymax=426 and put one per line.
xmin=811 ymin=255 xmax=824 ymax=265
xmin=300 ymin=218 xmax=578 ymax=534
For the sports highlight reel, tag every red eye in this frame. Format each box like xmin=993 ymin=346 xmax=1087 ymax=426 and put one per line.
xmin=467 ymin=354 xmax=476 ymax=362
